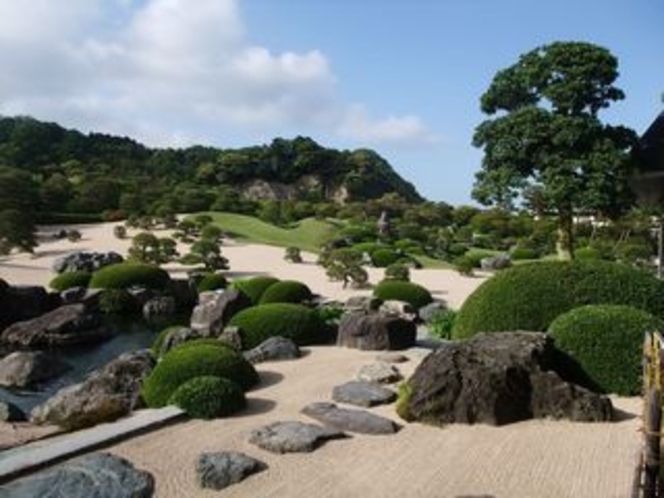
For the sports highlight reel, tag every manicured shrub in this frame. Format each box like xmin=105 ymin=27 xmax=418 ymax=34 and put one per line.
xmin=49 ymin=271 xmax=92 ymax=291
xmin=352 ymin=242 xmax=382 ymax=255
xmin=259 ymin=280 xmax=313 ymax=305
xmin=284 ymin=246 xmax=303 ymax=263
xmin=428 ymin=309 xmax=457 ymax=340
xmin=510 ymin=247 xmax=539 ymax=260
xmin=574 ymin=246 xmax=603 ymax=260
xmin=229 ymin=303 xmax=326 ymax=349
xmin=371 ymin=248 xmax=400 ymax=268
xmin=548 ymin=305 xmax=664 ymax=395
xmin=453 ymin=256 xmax=475 ymax=276
xmin=453 ymin=260 xmax=664 ymax=340
xmin=196 ymin=273 xmax=228 ymax=293
xmin=463 ymin=249 xmax=497 ymax=268
xmin=232 ymin=276 xmax=279 ymax=304
xmin=168 ymin=376 xmax=246 ymax=419
xmin=384 ymin=263 xmax=410 ymax=282
xmin=89 ymin=263 xmax=171 ymax=290
xmin=373 ymin=281 xmax=433 ymax=309
xmin=98 ymin=289 xmax=138 ymax=315
xmin=141 ymin=342 xmax=258 ymax=407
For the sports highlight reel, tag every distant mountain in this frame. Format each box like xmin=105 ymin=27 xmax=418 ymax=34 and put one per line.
xmin=0 ymin=116 xmax=422 ymax=217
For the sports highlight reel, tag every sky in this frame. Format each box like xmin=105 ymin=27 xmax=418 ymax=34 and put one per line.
xmin=0 ymin=0 xmax=661 ymax=205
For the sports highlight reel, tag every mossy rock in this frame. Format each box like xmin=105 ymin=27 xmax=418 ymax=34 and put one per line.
xmin=373 ymin=280 xmax=433 ymax=309
xmin=89 ymin=263 xmax=171 ymax=290
xmin=232 ymin=276 xmax=280 ymax=304
xmin=49 ymin=271 xmax=92 ymax=291
xmin=196 ymin=273 xmax=228 ymax=293
xmin=168 ymin=376 xmax=246 ymax=419
xmin=258 ymin=280 xmax=313 ymax=305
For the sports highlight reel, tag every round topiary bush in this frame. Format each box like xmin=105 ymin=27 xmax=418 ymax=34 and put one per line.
xmin=229 ymin=303 xmax=326 ymax=349
xmin=453 ymin=260 xmax=664 ymax=340
xmin=232 ymin=276 xmax=280 ymax=304
xmin=373 ymin=281 xmax=433 ymax=309
xmin=98 ymin=289 xmax=139 ymax=315
xmin=548 ymin=305 xmax=664 ymax=395
xmin=168 ymin=376 xmax=246 ymax=419
xmin=196 ymin=273 xmax=228 ymax=293
xmin=370 ymin=248 xmax=400 ymax=268
xmin=89 ymin=263 xmax=171 ymax=290
xmin=141 ymin=342 xmax=258 ymax=407
xmin=258 ymin=280 xmax=313 ymax=305
xmin=49 ymin=271 xmax=92 ymax=291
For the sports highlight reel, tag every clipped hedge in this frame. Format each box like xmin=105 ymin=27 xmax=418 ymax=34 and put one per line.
xmin=371 ymin=248 xmax=400 ymax=268
xmin=373 ymin=280 xmax=433 ymax=309
xmin=259 ymin=280 xmax=313 ymax=305
xmin=229 ymin=303 xmax=326 ymax=349
xmin=89 ymin=263 xmax=171 ymax=290
xmin=168 ymin=376 xmax=246 ymax=419
xmin=453 ymin=260 xmax=664 ymax=340
xmin=197 ymin=273 xmax=228 ymax=293
xmin=49 ymin=271 xmax=92 ymax=291
xmin=232 ymin=276 xmax=279 ymax=304
xmin=141 ymin=342 xmax=258 ymax=407
xmin=548 ymin=305 xmax=664 ymax=395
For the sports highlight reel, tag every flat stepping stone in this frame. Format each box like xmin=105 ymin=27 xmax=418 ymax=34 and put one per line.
xmin=375 ymin=352 xmax=409 ymax=364
xmin=248 ymin=421 xmax=346 ymax=454
xmin=357 ymin=362 xmax=402 ymax=384
xmin=197 ymin=451 xmax=266 ymax=490
xmin=332 ymin=381 xmax=397 ymax=407
xmin=302 ymin=402 xmax=400 ymax=435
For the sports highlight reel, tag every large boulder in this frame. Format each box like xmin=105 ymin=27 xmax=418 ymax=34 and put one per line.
xmin=0 ymin=285 xmax=53 ymax=331
xmin=31 ymin=349 xmax=155 ymax=430
xmin=244 ymin=336 xmax=300 ymax=364
xmin=197 ymin=452 xmax=266 ymax=491
xmin=337 ymin=312 xmax=416 ymax=351
xmin=0 ymin=351 xmax=70 ymax=388
xmin=0 ymin=452 xmax=154 ymax=498
xmin=1 ymin=304 xmax=112 ymax=350
xmin=190 ymin=289 xmax=252 ymax=337
xmin=52 ymin=251 xmax=124 ymax=274
xmin=399 ymin=332 xmax=613 ymax=426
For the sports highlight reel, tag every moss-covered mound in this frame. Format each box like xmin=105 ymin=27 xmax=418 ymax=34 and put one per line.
xmin=49 ymin=271 xmax=92 ymax=291
xmin=229 ymin=303 xmax=326 ymax=349
xmin=453 ymin=260 xmax=664 ymax=340
xmin=373 ymin=280 xmax=433 ymax=309
xmin=196 ymin=273 xmax=228 ymax=293
xmin=259 ymin=280 xmax=313 ymax=305
xmin=89 ymin=263 xmax=171 ymax=290
xmin=548 ymin=305 xmax=664 ymax=395
xmin=232 ymin=276 xmax=280 ymax=304
xmin=141 ymin=341 xmax=258 ymax=407
xmin=168 ymin=376 xmax=246 ymax=419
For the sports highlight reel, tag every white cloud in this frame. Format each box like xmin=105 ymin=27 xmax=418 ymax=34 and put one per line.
xmin=0 ymin=0 xmax=437 ymax=148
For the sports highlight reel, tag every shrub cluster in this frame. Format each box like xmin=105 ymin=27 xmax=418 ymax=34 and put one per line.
xmin=371 ymin=248 xmax=400 ymax=268
xmin=453 ymin=260 xmax=664 ymax=340
xmin=258 ymin=280 xmax=313 ymax=305
xmin=232 ymin=276 xmax=279 ymax=304
xmin=548 ymin=305 xmax=664 ymax=395
xmin=428 ymin=309 xmax=457 ymax=340
xmin=373 ymin=280 xmax=433 ymax=309
xmin=196 ymin=273 xmax=228 ymax=293
xmin=89 ymin=263 xmax=171 ymax=290
xmin=49 ymin=271 xmax=92 ymax=291
xmin=384 ymin=263 xmax=410 ymax=282
xmin=168 ymin=376 xmax=246 ymax=419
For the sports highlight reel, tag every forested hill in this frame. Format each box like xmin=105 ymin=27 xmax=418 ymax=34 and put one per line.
xmin=0 ymin=116 xmax=422 ymax=217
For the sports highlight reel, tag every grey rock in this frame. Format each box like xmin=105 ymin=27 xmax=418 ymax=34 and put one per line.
xmin=375 ymin=352 xmax=409 ymax=363
xmin=52 ymin=251 xmax=124 ymax=274
xmin=357 ymin=362 xmax=402 ymax=384
xmin=158 ymin=327 xmax=201 ymax=357
xmin=0 ymin=285 xmax=51 ymax=331
xmin=0 ymin=452 xmax=154 ymax=498
xmin=337 ymin=312 xmax=416 ymax=351
xmin=142 ymin=296 xmax=176 ymax=322
xmin=31 ymin=349 xmax=155 ymax=430
xmin=418 ymin=301 xmax=447 ymax=324
xmin=248 ymin=421 xmax=346 ymax=454
xmin=244 ymin=336 xmax=300 ymax=364
xmin=400 ymin=332 xmax=613 ymax=426
xmin=0 ymin=400 xmax=26 ymax=422
xmin=302 ymin=402 xmax=400 ymax=435
xmin=343 ymin=296 xmax=382 ymax=313
xmin=480 ymin=253 xmax=512 ymax=271
xmin=332 ymin=381 xmax=397 ymax=407
xmin=190 ymin=288 xmax=251 ymax=337
xmin=1 ymin=303 xmax=111 ymax=350
xmin=378 ymin=300 xmax=417 ymax=319
xmin=219 ymin=326 xmax=243 ymax=350
xmin=197 ymin=451 xmax=266 ymax=490
xmin=0 ymin=351 xmax=70 ymax=388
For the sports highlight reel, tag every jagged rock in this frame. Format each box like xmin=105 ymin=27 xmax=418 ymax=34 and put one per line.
xmin=244 ymin=336 xmax=300 ymax=364
xmin=375 ymin=352 xmax=409 ymax=363
xmin=0 ymin=452 xmax=154 ymax=497
xmin=332 ymin=381 xmax=396 ymax=407
xmin=0 ymin=400 xmax=26 ymax=422
xmin=357 ymin=362 xmax=402 ymax=384
xmin=60 ymin=287 xmax=103 ymax=310
xmin=197 ymin=452 xmax=266 ymax=490
xmin=0 ymin=304 xmax=111 ymax=350
xmin=219 ymin=326 xmax=243 ymax=350
xmin=378 ymin=300 xmax=417 ymax=319
xmin=248 ymin=421 xmax=346 ymax=454
xmin=337 ymin=312 xmax=416 ymax=350
xmin=190 ymin=289 xmax=251 ymax=337
xmin=142 ymin=296 xmax=176 ymax=322
xmin=0 ymin=285 xmax=52 ymax=331
xmin=302 ymin=402 xmax=400 ymax=435
xmin=343 ymin=296 xmax=382 ymax=313
xmin=158 ymin=327 xmax=201 ymax=357
xmin=418 ymin=301 xmax=447 ymax=323
xmin=52 ymin=251 xmax=124 ymax=274
xmin=480 ymin=254 xmax=512 ymax=271
xmin=400 ymin=332 xmax=613 ymax=426
xmin=31 ymin=349 xmax=155 ymax=430
xmin=0 ymin=351 xmax=70 ymax=388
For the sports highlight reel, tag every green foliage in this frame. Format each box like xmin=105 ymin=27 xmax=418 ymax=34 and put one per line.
xmin=49 ymin=271 xmax=92 ymax=291
xmin=168 ymin=376 xmax=246 ymax=419
xmin=113 ymin=225 xmax=127 ymax=239
xmin=229 ymin=303 xmax=326 ymax=349
xmin=549 ymin=305 xmax=664 ymax=395
xmin=89 ymin=263 xmax=171 ymax=290
xmin=453 ymin=260 xmax=664 ymax=340
xmin=196 ymin=273 xmax=228 ymax=293
xmin=453 ymin=256 xmax=475 ymax=276
xmin=232 ymin=276 xmax=280 ymax=304
xmin=463 ymin=248 xmax=498 ymax=268
xmin=184 ymin=239 xmax=228 ymax=271
xmin=66 ymin=229 xmax=82 ymax=243
xmin=99 ymin=289 xmax=138 ymax=315
xmin=315 ymin=302 xmax=344 ymax=325
xmin=0 ymin=209 xmax=37 ymax=254
xmin=510 ymin=246 xmax=539 ymax=260
xmin=371 ymin=248 xmax=400 ymax=268
xmin=428 ymin=310 xmax=457 ymax=340
xmin=141 ymin=342 xmax=258 ymax=407
xmin=384 ymin=263 xmax=410 ymax=282
xmin=396 ymin=382 xmax=414 ymax=422
xmin=574 ymin=246 xmax=603 ymax=260
xmin=284 ymin=246 xmax=303 ymax=263
xmin=258 ymin=280 xmax=313 ymax=305
xmin=151 ymin=325 xmax=186 ymax=357
xmin=373 ymin=281 xmax=433 ymax=309
xmin=128 ymin=232 xmax=179 ymax=265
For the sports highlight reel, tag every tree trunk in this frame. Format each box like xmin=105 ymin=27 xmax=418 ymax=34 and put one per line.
xmin=556 ymin=211 xmax=574 ymax=261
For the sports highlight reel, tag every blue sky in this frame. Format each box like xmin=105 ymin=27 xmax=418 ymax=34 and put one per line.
xmin=0 ymin=0 xmax=661 ymax=205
